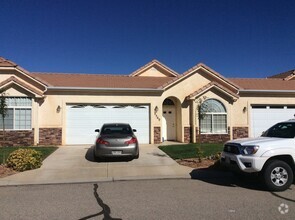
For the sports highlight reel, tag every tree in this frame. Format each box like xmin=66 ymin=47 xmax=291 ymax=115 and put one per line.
xmin=195 ymin=96 xmax=209 ymax=152
xmin=0 ymin=91 xmax=8 ymax=143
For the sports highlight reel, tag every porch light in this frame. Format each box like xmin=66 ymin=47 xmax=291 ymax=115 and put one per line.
xmin=243 ymin=107 xmax=247 ymax=113
xmin=154 ymin=106 xmax=159 ymax=114
xmin=57 ymin=105 xmax=61 ymax=113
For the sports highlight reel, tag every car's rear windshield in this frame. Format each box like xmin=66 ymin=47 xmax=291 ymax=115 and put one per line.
xmin=101 ymin=124 xmax=132 ymax=135
xmin=262 ymin=122 xmax=295 ymax=138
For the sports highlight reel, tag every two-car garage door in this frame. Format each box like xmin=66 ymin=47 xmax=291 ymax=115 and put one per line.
xmin=66 ymin=105 xmax=150 ymax=144
xmin=251 ymin=105 xmax=295 ymax=137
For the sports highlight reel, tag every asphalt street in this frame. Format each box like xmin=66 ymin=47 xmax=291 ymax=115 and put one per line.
xmin=0 ymin=178 xmax=294 ymax=220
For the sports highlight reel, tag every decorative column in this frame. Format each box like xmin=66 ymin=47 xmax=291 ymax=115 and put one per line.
xmin=191 ymin=100 xmax=196 ymax=143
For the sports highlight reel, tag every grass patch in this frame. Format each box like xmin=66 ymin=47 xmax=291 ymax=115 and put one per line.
xmin=159 ymin=143 xmax=223 ymax=160
xmin=0 ymin=146 xmax=58 ymax=164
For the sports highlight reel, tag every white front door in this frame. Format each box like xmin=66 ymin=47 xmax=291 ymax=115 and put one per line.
xmin=162 ymin=106 xmax=176 ymax=141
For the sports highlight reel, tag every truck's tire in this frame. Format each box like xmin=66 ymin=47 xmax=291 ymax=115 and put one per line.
xmin=262 ymin=160 xmax=293 ymax=192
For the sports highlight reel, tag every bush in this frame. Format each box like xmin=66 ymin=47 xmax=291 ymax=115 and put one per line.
xmin=6 ymin=148 xmax=43 ymax=171
xmin=196 ymin=147 xmax=204 ymax=162
xmin=206 ymin=152 xmax=222 ymax=161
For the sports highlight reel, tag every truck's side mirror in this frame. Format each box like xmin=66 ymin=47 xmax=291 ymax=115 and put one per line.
xmin=95 ymin=129 xmax=100 ymax=132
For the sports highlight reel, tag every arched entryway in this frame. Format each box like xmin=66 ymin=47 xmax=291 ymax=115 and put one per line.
xmin=162 ymin=98 xmax=176 ymax=141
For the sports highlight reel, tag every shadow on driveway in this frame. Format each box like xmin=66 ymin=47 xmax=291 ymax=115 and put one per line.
xmin=190 ymin=168 xmax=267 ymax=191
xmin=85 ymin=146 xmax=134 ymax=163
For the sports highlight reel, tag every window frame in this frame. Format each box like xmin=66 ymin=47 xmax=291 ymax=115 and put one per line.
xmin=0 ymin=97 xmax=32 ymax=131
xmin=199 ymin=99 xmax=228 ymax=134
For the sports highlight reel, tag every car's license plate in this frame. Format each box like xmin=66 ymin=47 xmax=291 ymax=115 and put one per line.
xmin=112 ymin=151 xmax=122 ymax=155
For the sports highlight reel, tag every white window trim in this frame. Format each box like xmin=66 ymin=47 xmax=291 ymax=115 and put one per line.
xmin=199 ymin=99 xmax=228 ymax=134
xmin=2 ymin=98 xmax=32 ymax=131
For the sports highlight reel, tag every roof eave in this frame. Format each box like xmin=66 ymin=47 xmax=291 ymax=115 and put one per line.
xmin=0 ymin=81 xmax=44 ymax=98
xmin=161 ymin=64 xmax=240 ymax=91
xmin=46 ymin=86 xmax=164 ymax=93
xmin=129 ymin=60 xmax=179 ymax=77
xmin=187 ymin=84 xmax=239 ymax=101
xmin=0 ymin=66 xmax=48 ymax=89
xmin=239 ymin=89 xmax=295 ymax=93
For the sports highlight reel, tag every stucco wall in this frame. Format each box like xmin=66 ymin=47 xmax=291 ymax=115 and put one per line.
xmin=38 ymin=94 xmax=163 ymax=145
xmin=2 ymin=66 xmax=295 ymax=146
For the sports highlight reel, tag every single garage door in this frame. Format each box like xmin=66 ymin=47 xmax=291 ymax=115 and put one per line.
xmin=66 ymin=105 xmax=150 ymax=144
xmin=251 ymin=105 xmax=295 ymax=137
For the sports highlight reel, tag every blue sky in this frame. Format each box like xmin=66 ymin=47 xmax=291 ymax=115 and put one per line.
xmin=1 ymin=0 xmax=294 ymax=78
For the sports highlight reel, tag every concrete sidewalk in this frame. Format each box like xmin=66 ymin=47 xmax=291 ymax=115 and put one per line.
xmin=0 ymin=144 xmax=193 ymax=186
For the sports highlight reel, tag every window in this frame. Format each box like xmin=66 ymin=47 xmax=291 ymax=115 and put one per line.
xmin=262 ymin=122 xmax=295 ymax=138
xmin=0 ymin=97 xmax=32 ymax=130
xmin=199 ymin=99 xmax=227 ymax=134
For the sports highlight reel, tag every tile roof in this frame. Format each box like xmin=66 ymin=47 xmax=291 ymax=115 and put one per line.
xmin=30 ymin=72 xmax=174 ymax=89
xmin=268 ymin=69 xmax=295 ymax=80
xmin=159 ymin=63 xmax=240 ymax=90
xmin=0 ymin=57 xmax=17 ymax=67
xmin=129 ymin=59 xmax=179 ymax=77
xmin=186 ymin=82 xmax=239 ymax=100
xmin=0 ymin=76 xmax=43 ymax=96
xmin=2 ymin=56 xmax=295 ymax=92
xmin=229 ymin=78 xmax=295 ymax=90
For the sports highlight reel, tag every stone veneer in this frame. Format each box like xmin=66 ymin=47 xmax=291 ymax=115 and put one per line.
xmin=39 ymin=128 xmax=62 ymax=145
xmin=184 ymin=127 xmax=191 ymax=143
xmin=196 ymin=127 xmax=230 ymax=143
xmin=154 ymin=127 xmax=161 ymax=144
xmin=233 ymin=127 xmax=249 ymax=139
xmin=0 ymin=129 xmax=34 ymax=147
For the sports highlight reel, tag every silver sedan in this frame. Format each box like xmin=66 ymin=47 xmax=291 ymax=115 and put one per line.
xmin=93 ymin=123 xmax=139 ymax=160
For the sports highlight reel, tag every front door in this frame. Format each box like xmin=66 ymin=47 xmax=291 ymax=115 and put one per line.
xmin=162 ymin=106 xmax=176 ymax=141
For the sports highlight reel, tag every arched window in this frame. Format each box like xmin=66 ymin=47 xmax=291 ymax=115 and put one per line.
xmin=199 ymin=99 xmax=227 ymax=134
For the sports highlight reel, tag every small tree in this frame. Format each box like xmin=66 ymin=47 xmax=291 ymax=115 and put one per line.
xmin=0 ymin=91 xmax=8 ymax=143
xmin=195 ymin=96 xmax=209 ymax=155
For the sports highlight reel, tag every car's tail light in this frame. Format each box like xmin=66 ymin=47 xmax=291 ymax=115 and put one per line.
xmin=96 ymin=138 xmax=109 ymax=145
xmin=125 ymin=137 xmax=138 ymax=145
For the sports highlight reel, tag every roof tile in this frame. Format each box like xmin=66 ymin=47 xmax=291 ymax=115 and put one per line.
xmin=0 ymin=57 xmax=17 ymax=67
xmin=31 ymin=72 xmax=174 ymax=89
xmin=229 ymin=78 xmax=295 ymax=90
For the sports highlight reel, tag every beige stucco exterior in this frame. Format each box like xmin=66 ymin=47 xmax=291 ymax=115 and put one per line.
xmin=1 ymin=60 xmax=295 ymax=146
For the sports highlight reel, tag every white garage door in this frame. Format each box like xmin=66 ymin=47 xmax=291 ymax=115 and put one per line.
xmin=251 ymin=105 xmax=295 ymax=137
xmin=66 ymin=105 xmax=150 ymax=144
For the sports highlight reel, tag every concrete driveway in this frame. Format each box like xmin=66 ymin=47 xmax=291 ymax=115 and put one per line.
xmin=0 ymin=144 xmax=193 ymax=186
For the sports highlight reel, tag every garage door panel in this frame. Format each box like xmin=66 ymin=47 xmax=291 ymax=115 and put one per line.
xmin=251 ymin=106 xmax=295 ymax=137
xmin=66 ymin=105 xmax=150 ymax=144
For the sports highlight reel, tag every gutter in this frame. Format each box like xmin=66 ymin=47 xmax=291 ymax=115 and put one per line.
xmin=46 ymin=86 xmax=163 ymax=92
xmin=239 ymin=89 xmax=295 ymax=93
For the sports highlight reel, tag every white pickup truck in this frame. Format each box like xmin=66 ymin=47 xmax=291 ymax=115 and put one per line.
xmin=221 ymin=119 xmax=295 ymax=191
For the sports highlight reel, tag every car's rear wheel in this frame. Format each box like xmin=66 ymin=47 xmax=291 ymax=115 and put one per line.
xmin=262 ymin=160 xmax=293 ymax=191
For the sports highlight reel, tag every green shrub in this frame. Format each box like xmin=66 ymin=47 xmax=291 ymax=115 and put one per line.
xmin=206 ymin=152 xmax=222 ymax=161
xmin=6 ymin=148 xmax=43 ymax=171
xmin=196 ymin=147 xmax=204 ymax=162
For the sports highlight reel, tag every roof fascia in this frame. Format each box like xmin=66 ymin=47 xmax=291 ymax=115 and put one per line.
xmin=0 ymin=80 xmax=44 ymax=97
xmin=284 ymin=71 xmax=295 ymax=81
xmin=0 ymin=66 xmax=48 ymax=89
xmin=187 ymin=84 xmax=239 ymax=101
xmin=129 ymin=60 xmax=179 ymax=77
xmin=239 ymin=89 xmax=295 ymax=93
xmin=162 ymin=64 xmax=240 ymax=91
xmin=47 ymin=86 xmax=163 ymax=93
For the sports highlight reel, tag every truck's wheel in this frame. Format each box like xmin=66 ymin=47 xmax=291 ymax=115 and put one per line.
xmin=262 ymin=160 xmax=293 ymax=192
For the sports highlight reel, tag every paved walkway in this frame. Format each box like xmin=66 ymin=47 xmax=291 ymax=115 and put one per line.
xmin=0 ymin=144 xmax=193 ymax=186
